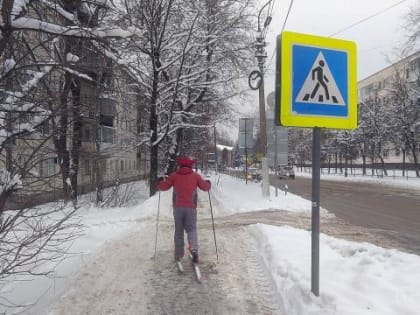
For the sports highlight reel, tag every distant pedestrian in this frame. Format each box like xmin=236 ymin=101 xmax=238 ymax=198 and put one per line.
xmin=158 ymin=157 xmax=211 ymax=263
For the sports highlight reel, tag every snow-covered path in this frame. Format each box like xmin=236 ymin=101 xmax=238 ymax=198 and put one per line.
xmin=47 ymin=195 xmax=403 ymax=314
xmin=48 ymin=199 xmax=284 ymax=314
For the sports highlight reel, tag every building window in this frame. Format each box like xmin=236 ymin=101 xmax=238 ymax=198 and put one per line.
xmin=83 ymin=126 xmax=92 ymax=142
xmin=40 ymin=158 xmax=56 ymax=177
xmin=84 ymin=159 xmax=92 ymax=176
xmin=100 ymin=126 xmax=115 ymax=143
xmin=100 ymin=114 xmax=113 ymax=127
xmin=120 ymin=160 xmax=124 ymax=171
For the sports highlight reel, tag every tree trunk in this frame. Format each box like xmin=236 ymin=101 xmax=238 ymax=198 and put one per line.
xmin=362 ymin=153 xmax=366 ymax=176
xmin=409 ymin=145 xmax=420 ymax=177
xmin=402 ymin=149 xmax=406 ymax=177
xmin=166 ymin=128 xmax=183 ymax=174
xmin=378 ymin=155 xmax=387 ymax=176
xmin=69 ymin=79 xmax=82 ymax=202
xmin=149 ymin=68 xmax=159 ymax=197
xmin=55 ymin=72 xmax=72 ymax=201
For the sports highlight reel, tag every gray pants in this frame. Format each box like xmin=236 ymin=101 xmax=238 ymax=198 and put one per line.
xmin=173 ymin=207 xmax=198 ymax=260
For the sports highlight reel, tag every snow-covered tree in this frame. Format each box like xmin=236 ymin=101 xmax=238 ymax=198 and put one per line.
xmin=1 ymin=0 xmax=136 ymax=202
xmin=358 ymin=95 xmax=393 ymax=176
xmin=113 ymin=0 xmax=255 ymax=195
xmin=0 ymin=1 xmax=136 ymax=303
xmin=288 ymin=128 xmax=312 ymax=169
xmin=387 ymin=69 xmax=420 ymax=177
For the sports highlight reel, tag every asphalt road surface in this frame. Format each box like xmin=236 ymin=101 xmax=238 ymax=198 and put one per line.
xmin=271 ymin=175 xmax=420 ymax=255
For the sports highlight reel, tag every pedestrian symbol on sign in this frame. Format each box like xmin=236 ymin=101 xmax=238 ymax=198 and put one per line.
xmin=295 ymin=51 xmax=345 ymax=106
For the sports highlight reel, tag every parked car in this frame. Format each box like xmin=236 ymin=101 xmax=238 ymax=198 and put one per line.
xmin=246 ymin=167 xmax=262 ymax=182
xmin=277 ymin=165 xmax=295 ymax=179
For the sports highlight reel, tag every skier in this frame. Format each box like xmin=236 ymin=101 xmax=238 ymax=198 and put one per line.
xmin=158 ymin=157 xmax=211 ymax=264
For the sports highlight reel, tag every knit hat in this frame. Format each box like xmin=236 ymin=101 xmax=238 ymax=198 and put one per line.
xmin=176 ymin=157 xmax=195 ymax=168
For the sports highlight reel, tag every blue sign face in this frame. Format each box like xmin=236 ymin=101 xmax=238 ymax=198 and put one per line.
xmin=292 ymin=45 xmax=348 ymax=117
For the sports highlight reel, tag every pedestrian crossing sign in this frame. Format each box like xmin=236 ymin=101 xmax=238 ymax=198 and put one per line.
xmin=276 ymin=31 xmax=357 ymax=129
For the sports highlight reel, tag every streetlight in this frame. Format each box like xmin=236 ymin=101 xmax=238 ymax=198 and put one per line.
xmin=251 ymin=0 xmax=272 ymax=197
xmin=257 ymin=0 xmax=272 ymax=33
xmin=254 ymin=0 xmax=272 ymax=156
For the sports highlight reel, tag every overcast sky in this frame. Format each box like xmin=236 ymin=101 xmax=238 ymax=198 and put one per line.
xmin=262 ymin=0 xmax=417 ymax=82
xmin=221 ymin=0 xmax=419 ymax=140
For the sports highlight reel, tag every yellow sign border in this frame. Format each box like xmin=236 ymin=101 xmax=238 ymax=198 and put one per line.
xmin=279 ymin=31 xmax=357 ymax=129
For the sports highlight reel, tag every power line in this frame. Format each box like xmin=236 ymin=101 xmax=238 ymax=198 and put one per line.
xmin=266 ymin=0 xmax=294 ymax=73
xmin=266 ymin=0 xmax=410 ymax=72
xmin=329 ymin=0 xmax=409 ymax=37
xmin=281 ymin=0 xmax=294 ymax=34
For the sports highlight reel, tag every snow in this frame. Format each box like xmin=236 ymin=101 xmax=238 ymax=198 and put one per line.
xmin=1 ymin=172 xmax=420 ymax=314
xmin=0 ymin=170 xmax=22 ymax=194
xmin=297 ymin=167 xmax=420 ymax=190
xmin=251 ymin=224 xmax=420 ymax=315
xmin=3 ymin=58 xmax=16 ymax=73
xmin=62 ymin=67 xmax=93 ymax=81
xmin=66 ymin=53 xmax=80 ymax=63
xmin=21 ymin=66 xmax=52 ymax=92
xmin=11 ymin=17 xmax=134 ymax=39
xmin=216 ymin=144 xmax=233 ymax=151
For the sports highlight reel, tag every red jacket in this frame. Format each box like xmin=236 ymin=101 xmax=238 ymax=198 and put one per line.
xmin=158 ymin=167 xmax=211 ymax=208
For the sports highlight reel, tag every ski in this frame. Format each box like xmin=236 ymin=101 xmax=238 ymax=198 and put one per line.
xmin=176 ymin=260 xmax=184 ymax=273
xmin=192 ymin=263 xmax=202 ymax=283
xmin=189 ymin=253 xmax=202 ymax=283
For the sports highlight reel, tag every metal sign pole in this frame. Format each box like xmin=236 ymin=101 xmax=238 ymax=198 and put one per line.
xmin=311 ymin=127 xmax=321 ymax=296
xmin=274 ymin=126 xmax=278 ymax=197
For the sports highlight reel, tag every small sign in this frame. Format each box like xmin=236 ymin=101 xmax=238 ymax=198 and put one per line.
xmin=277 ymin=31 xmax=357 ymax=129
xmin=248 ymin=70 xmax=263 ymax=90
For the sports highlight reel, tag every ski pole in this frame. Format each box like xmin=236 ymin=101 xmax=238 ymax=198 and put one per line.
xmin=153 ymin=190 xmax=161 ymax=260
xmin=208 ymin=191 xmax=219 ymax=263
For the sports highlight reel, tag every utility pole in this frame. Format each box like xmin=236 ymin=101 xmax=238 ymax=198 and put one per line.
xmin=255 ymin=0 xmax=272 ymax=197
xmin=255 ymin=1 xmax=271 ymax=156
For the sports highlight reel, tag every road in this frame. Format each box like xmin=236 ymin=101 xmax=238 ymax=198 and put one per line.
xmin=271 ymin=175 xmax=420 ymax=255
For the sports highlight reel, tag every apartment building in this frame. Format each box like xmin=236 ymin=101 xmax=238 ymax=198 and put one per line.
xmin=0 ymin=3 xmax=149 ymax=208
xmin=357 ymin=51 xmax=420 ymax=165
